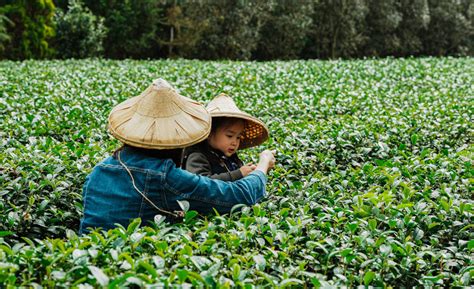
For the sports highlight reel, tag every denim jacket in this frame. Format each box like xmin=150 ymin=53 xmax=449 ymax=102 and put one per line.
xmin=79 ymin=146 xmax=267 ymax=234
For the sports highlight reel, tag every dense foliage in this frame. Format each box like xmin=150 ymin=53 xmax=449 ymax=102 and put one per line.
xmin=1 ymin=0 xmax=473 ymax=60
xmin=0 ymin=0 xmax=56 ymax=59
xmin=53 ymin=0 xmax=106 ymax=59
xmin=80 ymin=0 xmax=163 ymax=59
xmin=0 ymin=12 xmax=11 ymax=54
xmin=0 ymin=58 xmax=473 ymax=287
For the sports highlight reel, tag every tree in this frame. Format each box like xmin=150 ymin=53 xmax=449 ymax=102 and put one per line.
xmin=53 ymin=0 xmax=107 ymax=59
xmin=0 ymin=0 xmax=56 ymax=59
xmin=363 ymin=0 xmax=402 ymax=57
xmin=82 ymin=0 xmax=164 ymax=59
xmin=0 ymin=12 xmax=12 ymax=56
xmin=184 ymin=0 xmax=272 ymax=60
xmin=157 ymin=2 xmax=208 ymax=58
xmin=255 ymin=0 xmax=313 ymax=60
xmin=395 ymin=0 xmax=430 ymax=57
xmin=304 ymin=0 xmax=369 ymax=59
xmin=423 ymin=0 xmax=473 ymax=56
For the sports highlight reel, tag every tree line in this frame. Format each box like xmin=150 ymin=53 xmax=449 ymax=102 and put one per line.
xmin=0 ymin=0 xmax=472 ymax=60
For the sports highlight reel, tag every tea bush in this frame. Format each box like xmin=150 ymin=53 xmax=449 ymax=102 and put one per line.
xmin=0 ymin=57 xmax=473 ymax=287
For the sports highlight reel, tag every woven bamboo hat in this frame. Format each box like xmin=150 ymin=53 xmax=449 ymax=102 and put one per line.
xmin=108 ymin=78 xmax=211 ymax=149
xmin=207 ymin=93 xmax=269 ymax=149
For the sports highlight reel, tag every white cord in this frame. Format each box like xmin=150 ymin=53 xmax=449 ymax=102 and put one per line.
xmin=117 ymin=150 xmax=181 ymax=218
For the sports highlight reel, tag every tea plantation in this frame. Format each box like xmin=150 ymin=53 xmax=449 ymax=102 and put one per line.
xmin=0 ymin=58 xmax=473 ymax=287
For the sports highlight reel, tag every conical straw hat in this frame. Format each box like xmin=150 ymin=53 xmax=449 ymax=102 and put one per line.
xmin=108 ymin=78 xmax=211 ymax=149
xmin=207 ymin=93 xmax=269 ymax=149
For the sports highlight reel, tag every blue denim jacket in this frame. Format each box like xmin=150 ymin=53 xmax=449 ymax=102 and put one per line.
xmin=79 ymin=146 xmax=267 ymax=234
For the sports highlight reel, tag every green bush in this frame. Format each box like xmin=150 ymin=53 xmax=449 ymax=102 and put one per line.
xmin=0 ymin=0 xmax=55 ymax=60
xmin=53 ymin=0 xmax=106 ymax=59
xmin=0 ymin=57 xmax=472 ymax=286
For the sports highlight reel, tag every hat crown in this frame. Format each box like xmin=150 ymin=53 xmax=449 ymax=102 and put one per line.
xmin=137 ymin=78 xmax=184 ymax=118
xmin=207 ymin=93 xmax=241 ymax=114
xmin=152 ymin=78 xmax=173 ymax=90
xmin=108 ymin=78 xmax=211 ymax=149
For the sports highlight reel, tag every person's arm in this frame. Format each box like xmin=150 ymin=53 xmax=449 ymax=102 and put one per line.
xmin=165 ymin=150 xmax=275 ymax=212
xmin=185 ymin=152 xmax=243 ymax=181
xmin=166 ymin=167 xmax=267 ymax=210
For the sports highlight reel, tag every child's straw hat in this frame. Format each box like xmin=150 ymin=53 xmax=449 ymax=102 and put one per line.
xmin=108 ymin=78 xmax=211 ymax=149
xmin=207 ymin=93 xmax=269 ymax=149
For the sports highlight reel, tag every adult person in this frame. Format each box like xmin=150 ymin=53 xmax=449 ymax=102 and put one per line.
xmin=79 ymin=79 xmax=275 ymax=234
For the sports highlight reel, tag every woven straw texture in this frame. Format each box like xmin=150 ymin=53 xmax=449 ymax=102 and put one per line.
xmin=207 ymin=93 xmax=269 ymax=149
xmin=108 ymin=78 xmax=211 ymax=149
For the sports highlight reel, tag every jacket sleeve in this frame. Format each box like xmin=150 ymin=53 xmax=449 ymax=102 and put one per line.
xmin=165 ymin=163 xmax=267 ymax=210
xmin=185 ymin=152 xmax=243 ymax=181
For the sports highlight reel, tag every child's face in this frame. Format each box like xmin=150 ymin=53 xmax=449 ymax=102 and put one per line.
xmin=208 ymin=121 xmax=245 ymax=157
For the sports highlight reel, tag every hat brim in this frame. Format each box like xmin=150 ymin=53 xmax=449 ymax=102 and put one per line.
xmin=109 ymin=124 xmax=211 ymax=149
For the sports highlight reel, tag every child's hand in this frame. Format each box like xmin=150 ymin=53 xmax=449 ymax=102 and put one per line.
xmin=240 ymin=163 xmax=257 ymax=177
xmin=259 ymin=150 xmax=276 ymax=170
xmin=254 ymin=150 xmax=276 ymax=174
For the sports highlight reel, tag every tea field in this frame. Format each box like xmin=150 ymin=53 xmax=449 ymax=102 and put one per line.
xmin=0 ymin=57 xmax=473 ymax=287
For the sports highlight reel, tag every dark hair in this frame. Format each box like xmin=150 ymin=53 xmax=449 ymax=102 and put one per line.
xmin=211 ymin=117 xmax=246 ymax=133
xmin=113 ymin=145 xmax=183 ymax=167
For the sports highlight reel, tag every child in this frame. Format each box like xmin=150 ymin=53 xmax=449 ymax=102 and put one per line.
xmin=182 ymin=93 xmax=269 ymax=181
